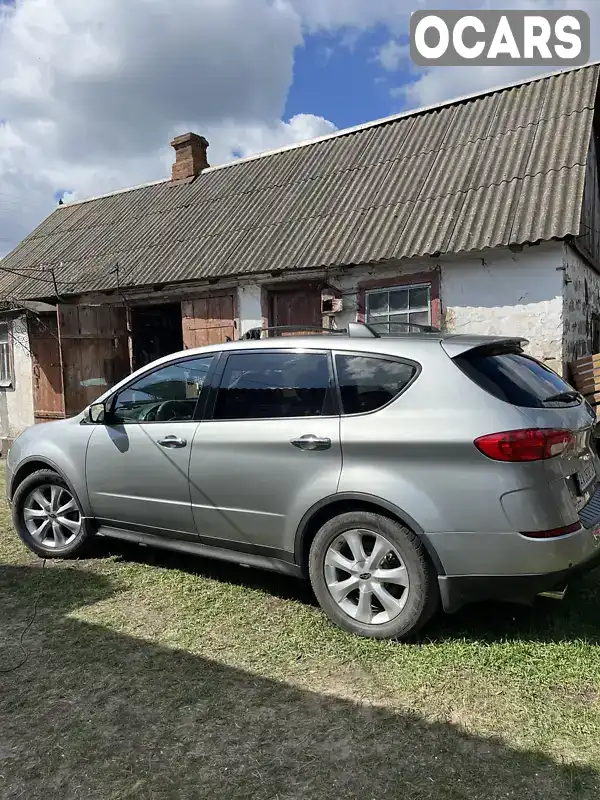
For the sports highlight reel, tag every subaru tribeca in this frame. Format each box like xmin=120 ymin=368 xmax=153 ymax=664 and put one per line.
xmin=7 ymin=323 xmax=600 ymax=640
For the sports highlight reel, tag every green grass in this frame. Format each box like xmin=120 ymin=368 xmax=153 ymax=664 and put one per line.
xmin=1 ymin=466 xmax=600 ymax=799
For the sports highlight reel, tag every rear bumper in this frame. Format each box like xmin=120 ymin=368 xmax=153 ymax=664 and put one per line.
xmin=439 ymin=539 xmax=600 ymax=613
xmin=435 ymin=483 xmax=600 ymax=612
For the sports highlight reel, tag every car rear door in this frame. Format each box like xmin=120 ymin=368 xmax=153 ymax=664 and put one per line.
xmin=188 ymin=347 xmax=342 ymax=558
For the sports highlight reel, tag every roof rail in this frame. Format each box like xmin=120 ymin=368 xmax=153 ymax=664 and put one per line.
xmin=241 ymin=323 xmax=380 ymax=340
xmin=369 ymin=322 xmax=441 ymax=335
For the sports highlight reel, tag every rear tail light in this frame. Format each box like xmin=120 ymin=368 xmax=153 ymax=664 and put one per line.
xmin=474 ymin=428 xmax=574 ymax=462
xmin=520 ymin=522 xmax=581 ymax=539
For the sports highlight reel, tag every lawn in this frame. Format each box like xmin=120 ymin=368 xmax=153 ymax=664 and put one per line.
xmin=1 ymin=466 xmax=600 ymax=799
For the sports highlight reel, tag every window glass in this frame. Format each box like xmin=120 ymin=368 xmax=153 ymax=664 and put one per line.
xmin=0 ymin=323 xmax=12 ymax=386
xmin=366 ymin=284 xmax=431 ymax=333
xmin=215 ymin=351 xmax=331 ymax=420
xmin=336 ymin=354 xmax=417 ymax=415
xmin=454 ymin=349 xmax=578 ymax=409
xmin=112 ymin=356 xmax=214 ymax=423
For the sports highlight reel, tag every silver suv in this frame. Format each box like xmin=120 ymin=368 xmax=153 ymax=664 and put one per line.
xmin=7 ymin=324 xmax=600 ymax=640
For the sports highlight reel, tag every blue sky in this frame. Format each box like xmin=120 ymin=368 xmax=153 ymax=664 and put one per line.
xmin=286 ymin=27 xmax=415 ymax=128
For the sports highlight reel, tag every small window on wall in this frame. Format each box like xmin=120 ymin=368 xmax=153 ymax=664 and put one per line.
xmin=0 ymin=323 xmax=13 ymax=387
xmin=366 ymin=284 xmax=431 ymax=333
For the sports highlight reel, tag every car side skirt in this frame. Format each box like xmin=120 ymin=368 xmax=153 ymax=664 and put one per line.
xmin=96 ymin=524 xmax=302 ymax=578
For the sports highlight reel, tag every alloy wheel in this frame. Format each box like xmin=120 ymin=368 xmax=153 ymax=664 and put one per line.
xmin=324 ymin=528 xmax=410 ymax=625
xmin=22 ymin=484 xmax=82 ymax=549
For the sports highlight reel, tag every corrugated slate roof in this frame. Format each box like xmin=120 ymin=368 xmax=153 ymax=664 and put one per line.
xmin=1 ymin=63 xmax=599 ymax=301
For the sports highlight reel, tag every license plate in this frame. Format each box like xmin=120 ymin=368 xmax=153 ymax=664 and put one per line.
xmin=576 ymin=461 xmax=597 ymax=494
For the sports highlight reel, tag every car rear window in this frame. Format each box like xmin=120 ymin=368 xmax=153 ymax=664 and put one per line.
xmin=454 ymin=347 xmax=578 ymax=408
xmin=335 ymin=354 xmax=417 ymax=415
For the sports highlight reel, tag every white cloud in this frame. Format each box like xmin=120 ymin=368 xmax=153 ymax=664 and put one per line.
xmin=288 ymin=0 xmax=410 ymax=34
xmin=387 ymin=0 xmax=600 ymax=109
xmin=376 ymin=39 xmax=410 ymax=72
xmin=0 ymin=0 xmax=338 ymax=256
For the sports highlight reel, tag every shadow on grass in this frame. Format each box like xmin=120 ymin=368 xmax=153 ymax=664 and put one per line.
xmin=0 ymin=563 xmax=598 ymax=800
xmin=91 ymin=536 xmax=600 ymax=645
xmin=91 ymin=535 xmax=318 ymax=605
xmin=428 ymin=570 xmax=600 ymax=645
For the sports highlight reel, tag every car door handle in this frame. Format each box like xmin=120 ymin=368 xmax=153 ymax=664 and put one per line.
xmin=290 ymin=434 xmax=332 ymax=451
xmin=157 ymin=436 xmax=187 ymax=449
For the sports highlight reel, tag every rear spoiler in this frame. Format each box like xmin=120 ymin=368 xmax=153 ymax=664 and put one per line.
xmin=441 ymin=336 xmax=529 ymax=358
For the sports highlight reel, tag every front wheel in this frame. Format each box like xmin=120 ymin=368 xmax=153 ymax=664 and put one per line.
xmin=309 ymin=511 xmax=439 ymax=640
xmin=12 ymin=469 xmax=94 ymax=559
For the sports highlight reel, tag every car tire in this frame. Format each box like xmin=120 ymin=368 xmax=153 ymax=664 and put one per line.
xmin=12 ymin=469 xmax=94 ymax=559
xmin=309 ymin=511 xmax=439 ymax=640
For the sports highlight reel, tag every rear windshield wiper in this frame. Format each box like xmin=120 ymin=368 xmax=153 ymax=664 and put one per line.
xmin=543 ymin=391 xmax=581 ymax=404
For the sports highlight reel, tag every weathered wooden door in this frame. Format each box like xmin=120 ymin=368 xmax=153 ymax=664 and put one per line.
xmin=58 ymin=305 xmax=130 ymax=417
xmin=28 ymin=311 xmax=65 ymax=424
xmin=181 ymin=292 xmax=236 ymax=348
xmin=268 ymin=285 xmax=322 ymax=333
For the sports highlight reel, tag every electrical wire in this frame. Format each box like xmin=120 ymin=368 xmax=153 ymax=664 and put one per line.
xmin=0 ymin=559 xmax=46 ymax=675
xmin=0 ymin=265 xmax=55 ymax=284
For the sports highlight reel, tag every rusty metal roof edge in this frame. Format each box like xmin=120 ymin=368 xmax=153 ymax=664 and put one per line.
xmin=61 ymin=61 xmax=600 ymax=211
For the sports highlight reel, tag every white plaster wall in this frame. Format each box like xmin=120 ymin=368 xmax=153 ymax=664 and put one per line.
xmin=234 ymin=244 xmax=566 ymax=370
xmin=234 ymin=243 xmax=566 ymax=371
xmin=237 ymin=284 xmax=263 ymax=336
xmin=562 ymin=243 xmax=600 ymax=364
xmin=0 ymin=315 xmax=35 ymax=442
xmin=442 ymin=243 xmax=565 ymax=371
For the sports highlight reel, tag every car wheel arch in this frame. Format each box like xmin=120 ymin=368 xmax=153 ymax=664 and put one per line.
xmin=10 ymin=457 xmax=81 ymax=507
xmin=293 ymin=492 xmax=445 ymax=577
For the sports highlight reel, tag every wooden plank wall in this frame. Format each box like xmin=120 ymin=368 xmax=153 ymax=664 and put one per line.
xmin=58 ymin=305 xmax=130 ymax=416
xmin=28 ymin=312 xmax=65 ymax=423
xmin=268 ymin=285 xmax=322 ymax=334
xmin=569 ymin=352 xmax=600 ymax=407
xmin=182 ymin=292 xmax=235 ymax=348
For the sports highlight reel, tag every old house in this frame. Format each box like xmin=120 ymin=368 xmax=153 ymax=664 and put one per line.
xmin=1 ymin=63 xmax=600 ymax=448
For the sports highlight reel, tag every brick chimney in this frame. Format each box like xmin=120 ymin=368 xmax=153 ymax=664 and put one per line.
xmin=170 ymin=132 xmax=209 ymax=182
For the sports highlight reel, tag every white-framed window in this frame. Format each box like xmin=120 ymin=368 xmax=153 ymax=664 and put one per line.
xmin=0 ymin=322 xmax=13 ymax=387
xmin=365 ymin=283 xmax=432 ymax=333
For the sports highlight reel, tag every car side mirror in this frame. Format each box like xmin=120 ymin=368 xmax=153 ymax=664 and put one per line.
xmin=89 ymin=402 xmax=107 ymax=424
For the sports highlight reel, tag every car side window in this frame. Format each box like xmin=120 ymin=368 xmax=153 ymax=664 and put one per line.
xmin=111 ymin=356 xmax=214 ymax=424
xmin=336 ymin=354 xmax=417 ymax=415
xmin=214 ymin=351 xmax=331 ymax=420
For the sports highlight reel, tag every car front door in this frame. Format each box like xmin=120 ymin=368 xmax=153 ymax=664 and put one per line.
xmin=188 ymin=348 xmax=342 ymax=558
xmin=85 ymin=354 xmax=216 ymax=535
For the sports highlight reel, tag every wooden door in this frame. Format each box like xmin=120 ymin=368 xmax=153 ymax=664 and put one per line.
xmin=28 ymin=311 xmax=65 ymax=424
xmin=181 ymin=292 xmax=235 ymax=348
xmin=58 ymin=305 xmax=130 ymax=417
xmin=268 ymin=285 xmax=322 ymax=334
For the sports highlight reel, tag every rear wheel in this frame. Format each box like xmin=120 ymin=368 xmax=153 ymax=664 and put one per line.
xmin=12 ymin=469 xmax=93 ymax=559
xmin=309 ymin=511 xmax=439 ymax=640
